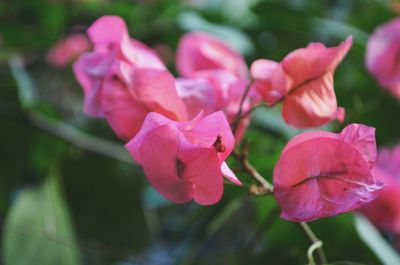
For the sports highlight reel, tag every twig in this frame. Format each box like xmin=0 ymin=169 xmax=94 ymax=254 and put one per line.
xmin=299 ymin=222 xmax=327 ymax=265
xmin=237 ymin=103 xmax=264 ymax=121
xmin=29 ymin=111 xmax=134 ymax=165
xmin=232 ymin=148 xmax=273 ymax=196
xmin=232 ymin=81 xmax=253 ymax=135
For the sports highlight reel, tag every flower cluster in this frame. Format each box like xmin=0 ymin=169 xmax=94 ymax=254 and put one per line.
xmin=73 ymin=15 xmax=383 ymax=221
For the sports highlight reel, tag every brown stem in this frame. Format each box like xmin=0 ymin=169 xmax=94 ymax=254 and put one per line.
xmin=299 ymin=222 xmax=327 ymax=265
xmin=233 ymin=149 xmax=273 ymax=196
xmin=237 ymin=103 xmax=264 ymax=121
xmin=232 ymin=81 xmax=253 ymax=135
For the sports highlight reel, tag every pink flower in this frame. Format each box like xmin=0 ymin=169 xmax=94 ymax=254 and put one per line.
xmin=125 ymin=111 xmax=241 ymax=205
xmin=175 ymin=77 xmax=217 ymax=119
xmin=175 ymin=69 xmax=257 ymax=141
xmin=73 ymin=15 xmax=165 ymax=117
xmin=47 ymin=33 xmax=91 ymax=67
xmin=274 ymin=123 xmax=383 ymax=222
xmin=251 ymin=37 xmax=352 ymax=128
xmin=360 ymin=145 xmax=400 ymax=234
xmin=101 ymin=61 xmax=187 ymax=141
xmin=366 ymin=18 xmax=400 ymax=98
xmin=176 ymin=32 xmax=248 ymax=79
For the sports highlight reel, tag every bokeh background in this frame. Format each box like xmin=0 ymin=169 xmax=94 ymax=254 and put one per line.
xmin=1 ymin=0 xmax=400 ymax=264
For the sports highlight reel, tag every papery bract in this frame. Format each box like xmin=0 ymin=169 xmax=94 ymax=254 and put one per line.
xmin=176 ymin=32 xmax=248 ymax=79
xmin=175 ymin=78 xmax=216 ymax=119
xmin=102 ymin=62 xmax=187 ymax=141
xmin=125 ymin=111 xmax=241 ymax=205
xmin=251 ymin=37 xmax=352 ymax=128
xmin=176 ymin=69 xmax=257 ymax=141
xmin=360 ymin=145 xmax=400 ymax=234
xmin=73 ymin=15 xmax=165 ymax=117
xmin=366 ymin=18 xmax=400 ymax=98
xmin=47 ymin=33 xmax=91 ymax=67
xmin=274 ymin=123 xmax=383 ymax=222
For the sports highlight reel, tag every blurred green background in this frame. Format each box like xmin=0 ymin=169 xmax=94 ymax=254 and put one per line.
xmin=0 ymin=0 xmax=400 ymax=264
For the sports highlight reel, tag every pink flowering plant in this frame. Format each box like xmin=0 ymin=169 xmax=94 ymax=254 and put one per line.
xmin=3 ymin=2 xmax=400 ymax=265
xmin=68 ymin=14 xmax=398 ymax=264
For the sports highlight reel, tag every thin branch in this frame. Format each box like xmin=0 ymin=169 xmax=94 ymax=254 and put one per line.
xmin=299 ymin=222 xmax=327 ymax=265
xmin=232 ymin=148 xmax=273 ymax=196
xmin=29 ymin=111 xmax=134 ymax=165
xmin=232 ymin=81 xmax=253 ymax=135
xmin=237 ymin=103 xmax=264 ymax=121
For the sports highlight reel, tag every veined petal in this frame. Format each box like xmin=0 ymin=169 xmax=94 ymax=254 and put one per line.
xmin=274 ymin=126 xmax=382 ymax=222
xmin=282 ymin=73 xmax=341 ymax=128
xmin=282 ymin=36 xmax=352 ymax=89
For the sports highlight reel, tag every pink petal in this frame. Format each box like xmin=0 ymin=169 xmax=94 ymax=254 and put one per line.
xmin=179 ymin=147 xmax=223 ymax=205
xmin=282 ymin=36 xmax=352 ymax=90
xmin=250 ymin=59 xmax=289 ymax=105
xmin=193 ymin=69 xmax=239 ymax=109
xmin=184 ymin=111 xmax=234 ymax=161
xmin=221 ymin=162 xmax=241 ymax=185
xmin=359 ymin=144 xmax=400 ymax=234
xmin=88 ymin=16 xmax=130 ymax=54
xmin=274 ymin=135 xmax=382 ymax=222
xmin=339 ymin=124 xmax=377 ymax=169
xmin=175 ymin=78 xmax=217 ymax=119
xmin=176 ymin=32 xmax=248 ymax=79
xmin=88 ymin=16 xmax=166 ymax=69
xmin=47 ymin=33 xmax=91 ymax=67
xmin=282 ymin=131 xmax=337 ymax=153
xmin=360 ymin=178 xmax=400 ymax=233
xmin=125 ymin=112 xmax=175 ymax=164
xmin=129 ymin=39 xmax=166 ymax=70
xmin=101 ymin=67 xmax=149 ymax=141
xmin=366 ymin=18 xmax=400 ymax=98
xmin=73 ymin=52 xmax=116 ymax=117
xmin=376 ymin=144 xmax=400 ymax=178
xmin=336 ymin=107 xmax=345 ymax=122
xmin=139 ymin=124 xmax=194 ymax=203
xmin=282 ymin=73 xmax=341 ymax=128
xmin=133 ymin=68 xmax=188 ymax=122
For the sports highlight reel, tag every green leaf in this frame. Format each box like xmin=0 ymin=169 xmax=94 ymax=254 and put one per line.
xmin=355 ymin=215 xmax=400 ymax=265
xmin=2 ymin=171 xmax=81 ymax=265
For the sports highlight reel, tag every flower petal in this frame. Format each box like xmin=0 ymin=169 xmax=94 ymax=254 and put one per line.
xmin=366 ymin=18 xmax=400 ymax=98
xmin=139 ymin=124 xmax=194 ymax=204
xmin=176 ymin=78 xmax=217 ymax=119
xmin=185 ymin=111 xmax=234 ymax=161
xmin=73 ymin=52 xmax=115 ymax=117
xmin=282 ymin=73 xmax=341 ymax=128
xmin=339 ymin=124 xmax=377 ymax=169
xmin=133 ymin=68 xmax=188 ymax=122
xmin=282 ymin=36 xmax=352 ymax=89
xmin=221 ymin=162 xmax=241 ymax=185
xmin=250 ymin=59 xmax=289 ymax=105
xmin=180 ymin=147 xmax=223 ymax=205
xmin=176 ymin=32 xmax=248 ymax=79
xmin=125 ymin=112 xmax=175 ymax=164
xmin=101 ymin=67 xmax=149 ymax=141
xmin=274 ymin=132 xmax=382 ymax=222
